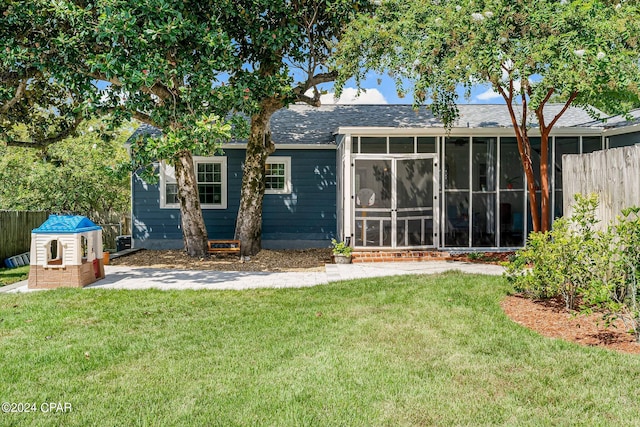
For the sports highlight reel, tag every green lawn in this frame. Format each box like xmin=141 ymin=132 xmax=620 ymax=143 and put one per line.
xmin=0 ymin=265 xmax=29 ymax=286
xmin=1 ymin=272 xmax=640 ymax=426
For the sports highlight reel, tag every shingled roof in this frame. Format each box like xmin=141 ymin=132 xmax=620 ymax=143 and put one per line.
xmin=600 ymin=108 xmax=640 ymax=129
xmin=268 ymin=104 xmax=604 ymax=144
xmin=127 ymin=104 xmax=607 ymax=146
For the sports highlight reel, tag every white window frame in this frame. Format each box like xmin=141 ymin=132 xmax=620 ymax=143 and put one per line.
xmin=265 ymin=156 xmax=291 ymax=195
xmin=160 ymin=156 xmax=227 ymax=209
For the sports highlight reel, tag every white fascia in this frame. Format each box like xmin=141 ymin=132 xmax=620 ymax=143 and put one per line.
xmin=336 ymin=126 xmax=604 ymax=137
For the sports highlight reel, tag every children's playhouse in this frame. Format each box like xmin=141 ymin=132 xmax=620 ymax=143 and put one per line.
xmin=28 ymin=215 xmax=106 ymax=289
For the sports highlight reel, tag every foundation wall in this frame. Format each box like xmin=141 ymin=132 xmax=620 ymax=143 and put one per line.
xmin=352 ymin=250 xmax=451 ymax=263
xmin=28 ymin=260 xmax=105 ymax=289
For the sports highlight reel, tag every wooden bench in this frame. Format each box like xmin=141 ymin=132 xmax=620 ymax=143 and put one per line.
xmin=207 ymin=239 xmax=241 ymax=255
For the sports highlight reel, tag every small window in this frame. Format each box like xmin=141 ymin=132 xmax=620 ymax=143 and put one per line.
xmin=81 ymin=236 xmax=88 ymax=261
xmin=47 ymin=239 xmax=63 ymax=266
xmin=197 ymin=162 xmax=223 ymax=205
xmin=417 ymin=136 xmax=437 ymax=153
xmin=389 ymin=137 xmax=415 ymax=153
xmin=166 ymin=183 xmax=179 ymax=205
xmin=265 ymin=157 xmax=291 ymax=194
xmin=351 ymin=136 xmax=359 ymax=153
xmin=160 ymin=157 xmax=227 ymax=209
xmin=360 ymin=137 xmax=387 ymax=154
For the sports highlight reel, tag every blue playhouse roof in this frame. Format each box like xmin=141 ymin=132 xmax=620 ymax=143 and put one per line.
xmin=33 ymin=215 xmax=102 ymax=234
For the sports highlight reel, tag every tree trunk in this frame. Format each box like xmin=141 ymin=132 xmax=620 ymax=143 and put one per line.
xmin=501 ymin=96 xmax=541 ymax=233
xmin=174 ymin=150 xmax=209 ymax=257
xmin=539 ymin=132 xmax=551 ymax=231
xmin=510 ymin=125 xmax=541 ymax=233
xmin=521 ymin=136 xmax=541 ymax=233
xmin=234 ymin=102 xmax=279 ymax=256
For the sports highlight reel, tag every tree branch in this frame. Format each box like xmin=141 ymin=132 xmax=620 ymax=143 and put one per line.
xmin=541 ymin=88 xmax=554 ymax=105
xmin=293 ymin=70 xmax=338 ymax=105
xmin=295 ymin=93 xmax=322 ymax=107
xmin=521 ymin=80 xmax=528 ymax=133
xmin=546 ymin=91 xmax=578 ymax=131
xmin=0 ymin=78 xmax=28 ymax=114
xmin=4 ymin=115 xmax=83 ymax=149
xmin=86 ymin=71 xmax=123 ymax=86
xmin=534 ymin=88 xmax=555 ymax=129
xmin=0 ymin=68 xmax=42 ymax=114
xmin=132 ymin=111 xmax=159 ymax=128
xmin=86 ymin=71 xmax=175 ymax=102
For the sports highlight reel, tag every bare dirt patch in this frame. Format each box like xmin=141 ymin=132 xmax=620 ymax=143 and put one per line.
xmin=501 ymin=295 xmax=640 ymax=354
xmin=110 ymin=248 xmax=332 ymax=272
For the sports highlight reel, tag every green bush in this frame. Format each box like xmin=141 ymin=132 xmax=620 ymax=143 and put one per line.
xmin=330 ymin=238 xmax=353 ymax=257
xmin=506 ymin=195 xmax=640 ymax=341
xmin=581 ymin=207 xmax=640 ymax=340
xmin=505 ymin=194 xmax=600 ymax=310
xmin=505 ymin=230 xmax=560 ymax=300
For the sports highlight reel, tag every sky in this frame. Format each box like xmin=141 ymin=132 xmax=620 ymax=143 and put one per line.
xmin=319 ymin=71 xmax=505 ymax=106
xmin=95 ymin=69 xmax=505 ymax=106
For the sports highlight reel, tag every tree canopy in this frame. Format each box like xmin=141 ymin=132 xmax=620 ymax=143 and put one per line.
xmin=0 ymin=118 xmax=132 ymax=214
xmin=216 ymin=0 xmax=371 ymax=256
xmin=1 ymin=1 xmax=89 ymax=148
xmin=336 ymin=0 xmax=640 ymax=231
xmin=1 ymin=0 xmax=368 ymax=256
xmin=2 ymin=0 xmax=244 ymax=256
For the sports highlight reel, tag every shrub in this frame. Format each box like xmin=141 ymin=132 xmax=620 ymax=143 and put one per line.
xmin=506 ymin=194 xmax=640 ymax=342
xmin=330 ymin=239 xmax=353 ymax=257
xmin=505 ymin=194 xmax=600 ymax=310
xmin=581 ymin=207 xmax=640 ymax=341
xmin=505 ymin=230 xmax=560 ymax=300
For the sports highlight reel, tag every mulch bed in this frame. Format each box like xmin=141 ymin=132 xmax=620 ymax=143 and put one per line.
xmin=501 ymin=295 xmax=640 ymax=354
xmin=109 ymin=248 xmax=332 ymax=272
xmin=449 ymin=251 xmax=513 ymax=264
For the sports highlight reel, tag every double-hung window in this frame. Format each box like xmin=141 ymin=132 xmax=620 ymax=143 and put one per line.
xmin=265 ymin=157 xmax=291 ymax=194
xmin=160 ymin=156 xmax=227 ymax=209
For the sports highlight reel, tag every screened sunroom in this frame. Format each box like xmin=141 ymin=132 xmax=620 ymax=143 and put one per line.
xmin=336 ymin=128 xmax=604 ymax=251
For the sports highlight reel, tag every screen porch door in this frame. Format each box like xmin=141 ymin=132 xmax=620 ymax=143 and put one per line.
xmin=353 ymin=156 xmax=437 ymax=249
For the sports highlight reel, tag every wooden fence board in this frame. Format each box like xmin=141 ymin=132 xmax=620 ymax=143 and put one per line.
xmin=0 ymin=211 xmax=48 ymax=261
xmin=0 ymin=211 xmax=131 ymax=261
xmin=563 ymin=145 xmax=640 ymax=229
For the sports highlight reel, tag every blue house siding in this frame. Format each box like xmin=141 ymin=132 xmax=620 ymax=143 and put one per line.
xmin=261 ymin=149 xmax=337 ymax=248
xmin=132 ymin=148 xmax=337 ymax=250
xmin=609 ymin=131 xmax=640 ymax=148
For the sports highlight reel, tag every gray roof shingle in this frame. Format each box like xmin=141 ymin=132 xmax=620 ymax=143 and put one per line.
xmin=600 ymin=108 xmax=640 ymax=128
xmin=127 ymin=123 xmax=163 ymax=141
xmin=269 ymin=104 xmax=604 ymax=144
xmin=127 ymin=104 xmax=608 ymax=146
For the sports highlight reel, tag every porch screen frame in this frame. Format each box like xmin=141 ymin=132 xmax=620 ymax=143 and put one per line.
xmin=351 ymin=152 xmax=439 ymax=250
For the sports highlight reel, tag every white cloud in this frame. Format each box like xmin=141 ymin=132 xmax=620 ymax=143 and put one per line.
xmin=319 ymin=87 xmax=388 ymax=105
xmin=475 ymin=88 xmax=502 ymax=101
xmin=474 ymin=76 xmax=523 ymax=102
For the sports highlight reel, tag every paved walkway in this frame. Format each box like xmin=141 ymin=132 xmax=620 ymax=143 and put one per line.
xmin=2 ymin=261 xmax=505 ymax=293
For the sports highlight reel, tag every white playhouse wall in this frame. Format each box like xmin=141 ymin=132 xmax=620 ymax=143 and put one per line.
xmin=30 ymin=230 xmax=103 ymax=268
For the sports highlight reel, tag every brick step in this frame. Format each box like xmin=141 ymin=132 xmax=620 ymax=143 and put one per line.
xmin=351 ymin=250 xmax=451 ymax=263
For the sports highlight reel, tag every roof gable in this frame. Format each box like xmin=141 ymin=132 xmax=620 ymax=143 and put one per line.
xmin=33 ymin=215 xmax=102 ymax=234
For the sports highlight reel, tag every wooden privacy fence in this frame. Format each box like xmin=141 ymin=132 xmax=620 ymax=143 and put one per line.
xmin=563 ymin=145 xmax=640 ymax=229
xmin=0 ymin=210 xmax=48 ymax=261
xmin=0 ymin=211 xmax=131 ymax=261
xmin=90 ymin=211 xmax=131 ymax=252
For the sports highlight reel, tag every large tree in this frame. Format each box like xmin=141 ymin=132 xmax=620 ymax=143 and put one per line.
xmin=220 ymin=0 xmax=370 ymax=256
xmin=336 ymin=0 xmax=640 ymax=232
xmin=1 ymin=0 xmax=237 ymax=257
xmin=0 ymin=0 xmax=88 ymax=149
xmin=2 ymin=0 xmax=369 ymax=257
